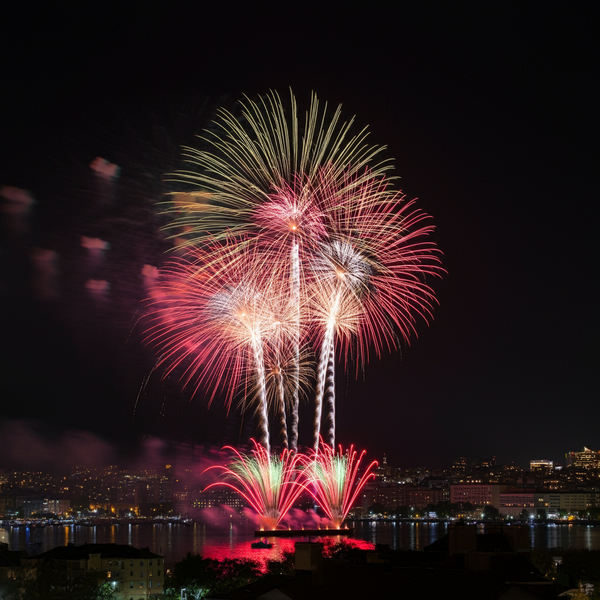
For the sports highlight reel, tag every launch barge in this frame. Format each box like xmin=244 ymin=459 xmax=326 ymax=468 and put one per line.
xmin=254 ymin=528 xmax=353 ymax=537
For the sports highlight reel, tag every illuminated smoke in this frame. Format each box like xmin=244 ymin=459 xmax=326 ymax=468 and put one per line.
xmin=0 ymin=186 xmax=35 ymax=234
xmin=31 ymin=248 xmax=59 ymax=301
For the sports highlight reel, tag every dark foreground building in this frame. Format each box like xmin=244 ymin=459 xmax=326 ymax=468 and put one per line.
xmin=22 ymin=543 xmax=165 ymax=600
xmin=212 ymin=525 xmax=565 ymax=600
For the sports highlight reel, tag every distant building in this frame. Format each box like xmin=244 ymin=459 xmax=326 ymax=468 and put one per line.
xmin=363 ymin=483 xmax=447 ymax=509
xmin=498 ymin=491 xmax=536 ymax=518
xmin=23 ymin=543 xmax=164 ymax=600
xmin=0 ymin=495 xmax=16 ymax=516
xmin=537 ymin=491 xmax=600 ymax=515
xmin=567 ymin=447 xmax=600 ymax=469
xmin=530 ymin=459 xmax=553 ymax=472
xmin=497 ymin=491 xmax=600 ymax=518
xmin=44 ymin=498 xmax=70 ymax=515
xmin=21 ymin=499 xmax=44 ymax=518
xmin=450 ymin=484 xmax=506 ymax=509
xmin=192 ymin=487 xmax=246 ymax=515
xmin=452 ymin=457 xmax=496 ymax=476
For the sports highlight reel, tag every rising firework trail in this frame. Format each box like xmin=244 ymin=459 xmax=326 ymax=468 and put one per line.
xmin=263 ymin=339 xmax=313 ymax=451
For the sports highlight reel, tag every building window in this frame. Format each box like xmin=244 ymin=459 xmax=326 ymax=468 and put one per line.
xmin=129 ymin=582 xmax=133 ymax=589
xmin=130 ymin=571 xmax=133 ymax=576
xmin=140 ymin=560 xmax=144 ymax=566
xmin=149 ymin=580 xmax=152 ymax=588
xmin=139 ymin=581 xmax=144 ymax=588
xmin=140 ymin=571 xmax=144 ymax=577
xmin=149 ymin=560 xmax=153 ymax=566
xmin=157 ymin=569 xmax=160 ymax=576
xmin=130 ymin=560 xmax=133 ymax=566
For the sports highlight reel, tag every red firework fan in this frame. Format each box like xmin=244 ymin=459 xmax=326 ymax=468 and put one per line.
xmin=204 ymin=441 xmax=307 ymax=530
xmin=302 ymin=440 xmax=378 ymax=529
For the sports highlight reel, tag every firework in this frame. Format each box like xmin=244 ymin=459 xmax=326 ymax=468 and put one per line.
xmin=162 ymin=90 xmax=392 ymax=247
xmin=303 ymin=440 xmax=377 ymax=529
xmin=161 ymin=91 xmax=393 ymax=450
xmin=144 ymin=237 xmax=295 ymax=450
xmin=263 ymin=340 xmax=313 ymax=451
xmin=205 ymin=441 xmax=307 ymax=530
xmin=307 ymin=171 xmax=442 ymax=447
xmin=147 ymin=90 xmax=442 ymax=452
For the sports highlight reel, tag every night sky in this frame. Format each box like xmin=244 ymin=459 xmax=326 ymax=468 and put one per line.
xmin=0 ymin=5 xmax=596 ymax=471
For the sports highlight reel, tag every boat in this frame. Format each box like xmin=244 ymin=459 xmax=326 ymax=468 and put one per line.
xmin=251 ymin=539 xmax=273 ymax=549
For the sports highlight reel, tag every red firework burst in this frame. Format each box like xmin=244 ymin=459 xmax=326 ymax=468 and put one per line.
xmin=204 ymin=441 xmax=307 ymax=530
xmin=302 ymin=440 xmax=377 ymax=529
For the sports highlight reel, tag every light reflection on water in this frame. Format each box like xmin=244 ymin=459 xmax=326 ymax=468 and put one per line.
xmin=6 ymin=521 xmax=600 ymax=567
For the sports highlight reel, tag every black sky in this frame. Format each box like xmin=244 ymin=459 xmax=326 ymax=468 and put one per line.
xmin=0 ymin=5 xmax=596 ymax=470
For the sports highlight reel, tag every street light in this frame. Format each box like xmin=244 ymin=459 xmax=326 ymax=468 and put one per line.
xmin=181 ymin=588 xmax=186 ymax=600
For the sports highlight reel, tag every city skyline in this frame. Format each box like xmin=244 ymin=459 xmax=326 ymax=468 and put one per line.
xmin=0 ymin=6 xmax=596 ymax=470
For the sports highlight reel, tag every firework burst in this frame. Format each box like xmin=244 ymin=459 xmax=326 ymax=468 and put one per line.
xmin=159 ymin=91 xmax=395 ymax=450
xmin=144 ymin=237 xmax=296 ymax=450
xmin=303 ymin=440 xmax=377 ymax=529
xmin=205 ymin=441 xmax=307 ymax=530
xmin=306 ymin=171 xmax=442 ymax=447
xmin=145 ymin=90 xmax=443 ymax=453
xmin=162 ymin=90 xmax=392 ymax=248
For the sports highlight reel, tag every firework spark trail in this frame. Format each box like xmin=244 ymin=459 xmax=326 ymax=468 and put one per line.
xmin=161 ymin=90 xmax=393 ymax=248
xmin=323 ymin=336 xmax=336 ymax=448
xmin=249 ymin=336 xmax=270 ymax=452
xmin=312 ymin=290 xmax=341 ymax=450
xmin=264 ymin=339 xmax=313 ymax=451
xmin=289 ymin=239 xmax=300 ymax=452
xmin=303 ymin=441 xmax=377 ymax=529
xmin=204 ymin=441 xmax=307 ymax=530
xmin=310 ymin=247 xmax=364 ymax=449
xmin=274 ymin=361 xmax=288 ymax=450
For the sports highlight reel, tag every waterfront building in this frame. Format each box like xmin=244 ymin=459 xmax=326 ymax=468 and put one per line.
xmin=450 ymin=484 xmax=506 ymax=509
xmin=0 ymin=496 xmax=16 ymax=516
xmin=44 ymin=498 xmax=70 ymax=515
xmin=363 ymin=483 xmax=447 ymax=509
xmin=540 ymin=492 xmax=600 ymax=515
xmin=192 ymin=487 xmax=246 ymax=515
xmin=21 ymin=499 xmax=44 ymax=518
xmin=498 ymin=491 xmax=536 ymax=518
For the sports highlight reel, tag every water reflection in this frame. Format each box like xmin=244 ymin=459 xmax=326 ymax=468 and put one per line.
xmin=6 ymin=521 xmax=600 ymax=567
